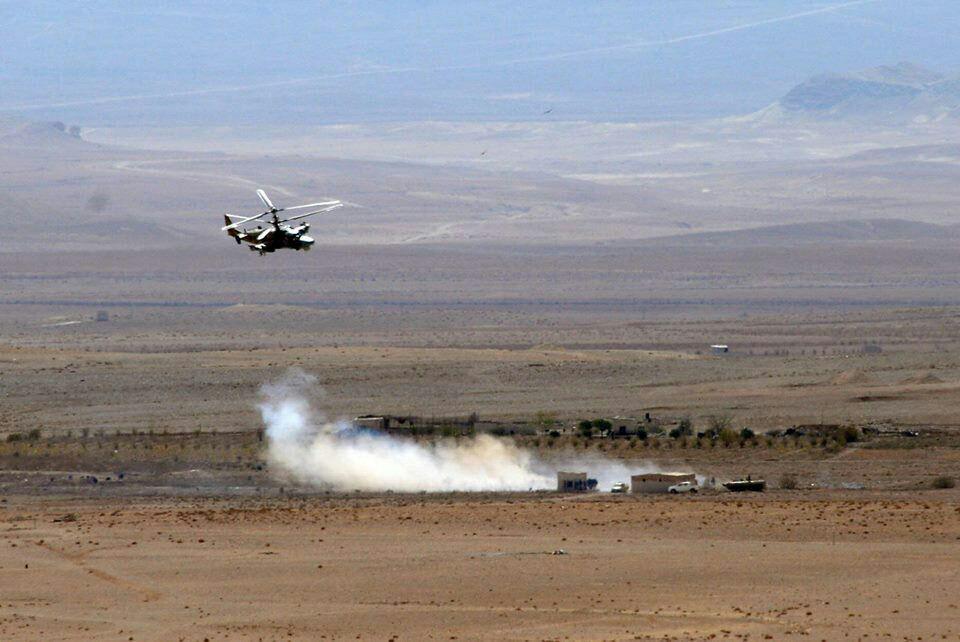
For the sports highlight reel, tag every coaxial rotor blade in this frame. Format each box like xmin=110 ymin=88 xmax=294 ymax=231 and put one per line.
xmin=277 ymin=202 xmax=343 ymax=224
xmin=222 ymin=212 xmax=269 ymax=231
xmin=256 ymin=189 xmax=275 ymax=211
xmin=276 ymin=200 xmax=341 ymax=213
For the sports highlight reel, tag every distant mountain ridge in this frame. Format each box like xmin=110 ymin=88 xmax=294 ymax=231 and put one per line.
xmin=640 ymin=219 xmax=960 ymax=247
xmin=765 ymin=62 xmax=960 ymax=123
xmin=0 ymin=120 xmax=90 ymax=149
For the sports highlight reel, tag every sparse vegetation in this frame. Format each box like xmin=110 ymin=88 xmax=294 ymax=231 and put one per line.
xmin=932 ymin=476 xmax=955 ymax=489
xmin=779 ymin=474 xmax=798 ymax=490
xmin=577 ymin=420 xmax=593 ymax=439
xmin=591 ymin=418 xmax=612 ymax=434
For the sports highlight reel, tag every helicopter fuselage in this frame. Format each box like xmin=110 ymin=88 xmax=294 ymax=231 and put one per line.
xmin=225 ymin=216 xmax=314 ymax=255
xmin=221 ymin=190 xmax=342 ymax=255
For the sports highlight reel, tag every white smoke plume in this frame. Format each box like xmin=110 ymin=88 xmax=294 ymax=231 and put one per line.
xmin=260 ymin=369 xmax=683 ymax=492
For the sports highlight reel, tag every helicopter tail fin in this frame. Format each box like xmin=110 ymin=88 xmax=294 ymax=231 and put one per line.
xmin=224 ymin=215 xmax=242 ymax=242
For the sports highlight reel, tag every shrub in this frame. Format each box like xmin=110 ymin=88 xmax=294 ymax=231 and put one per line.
xmin=670 ymin=418 xmax=693 ymax=439
xmin=27 ymin=429 xmax=41 ymax=441
xmin=718 ymin=428 xmax=738 ymax=447
xmin=6 ymin=433 xmax=22 ymax=443
xmin=932 ymin=476 xmax=956 ymax=489
xmin=577 ymin=420 xmax=593 ymax=439
xmin=779 ymin=474 xmax=798 ymax=490
xmin=842 ymin=426 xmax=860 ymax=443
xmin=440 ymin=425 xmax=459 ymax=438
xmin=709 ymin=414 xmax=733 ymax=433
xmin=739 ymin=428 xmax=755 ymax=440
xmin=591 ymin=418 xmax=612 ymax=433
xmin=535 ymin=410 xmax=557 ymax=431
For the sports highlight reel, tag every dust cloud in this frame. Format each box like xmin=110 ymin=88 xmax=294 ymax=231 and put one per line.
xmin=259 ymin=369 xmax=673 ymax=492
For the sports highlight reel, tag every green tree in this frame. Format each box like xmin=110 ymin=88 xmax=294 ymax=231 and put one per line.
xmin=578 ymin=420 xmax=594 ymax=438
xmin=591 ymin=418 xmax=612 ymax=434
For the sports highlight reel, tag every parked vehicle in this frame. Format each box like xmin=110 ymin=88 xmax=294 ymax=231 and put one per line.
xmin=668 ymin=481 xmax=698 ymax=494
xmin=610 ymin=482 xmax=628 ymax=493
xmin=723 ymin=479 xmax=766 ymax=492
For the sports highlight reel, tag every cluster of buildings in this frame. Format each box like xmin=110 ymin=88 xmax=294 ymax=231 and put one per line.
xmin=557 ymin=471 xmax=697 ymax=493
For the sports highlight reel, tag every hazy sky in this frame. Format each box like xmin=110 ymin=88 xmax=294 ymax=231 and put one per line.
xmin=3 ymin=1 xmax=960 ymax=125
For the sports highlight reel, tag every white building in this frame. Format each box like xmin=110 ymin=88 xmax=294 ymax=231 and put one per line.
xmin=631 ymin=472 xmax=697 ymax=494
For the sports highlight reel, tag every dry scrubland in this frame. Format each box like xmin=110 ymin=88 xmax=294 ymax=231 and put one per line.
xmin=3 ymin=279 xmax=960 ymax=639
xmin=5 ymin=277 xmax=960 ymax=433
xmin=2 ymin=120 xmax=960 ymax=640
xmin=2 ymin=491 xmax=959 ymax=641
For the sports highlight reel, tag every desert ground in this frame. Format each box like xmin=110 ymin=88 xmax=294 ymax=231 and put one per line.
xmin=2 ymin=489 xmax=960 ymax=641
xmin=3 ymin=116 xmax=960 ymax=640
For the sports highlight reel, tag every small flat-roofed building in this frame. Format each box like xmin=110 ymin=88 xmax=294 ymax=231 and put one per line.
xmin=631 ymin=472 xmax=697 ymax=494
xmin=711 ymin=344 xmax=729 ymax=355
xmin=354 ymin=415 xmax=389 ymax=431
xmin=557 ymin=471 xmax=596 ymax=492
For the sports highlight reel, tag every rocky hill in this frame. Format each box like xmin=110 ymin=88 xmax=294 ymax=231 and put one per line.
xmin=764 ymin=62 xmax=960 ymax=124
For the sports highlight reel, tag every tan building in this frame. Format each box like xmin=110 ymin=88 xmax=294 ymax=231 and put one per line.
xmin=354 ymin=415 xmax=389 ymax=430
xmin=557 ymin=471 xmax=596 ymax=492
xmin=630 ymin=472 xmax=697 ymax=494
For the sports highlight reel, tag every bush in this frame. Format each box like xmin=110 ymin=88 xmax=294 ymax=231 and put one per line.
xmin=842 ymin=426 xmax=860 ymax=443
xmin=779 ymin=474 xmax=798 ymax=490
xmin=440 ymin=425 xmax=459 ymax=438
xmin=709 ymin=414 xmax=733 ymax=433
xmin=27 ymin=429 xmax=42 ymax=441
xmin=577 ymin=420 xmax=593 ymax=438
xmin=6 ymin=433 xmax=22 ymax=443
xmin=739 ymin=428 xmax=755 ymax=440
xmin=591 ymin=418 xmax=612 ymax=433
xmin=932 ymin=476 xmax=956 ymax=489
xmin=670 ymin=418 xmax=693 ymax=439
xmin=718 ymin=428 xmax=738 ymax=447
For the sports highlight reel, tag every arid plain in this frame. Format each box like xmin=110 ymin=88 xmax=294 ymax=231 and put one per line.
xmin=3 ymin=116 xmax=960 ymax=640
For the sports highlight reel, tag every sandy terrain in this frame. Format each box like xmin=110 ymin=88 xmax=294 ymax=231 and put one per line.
xmin=2 ymin=490 xmax=958 ymax=641
xmin=3 ymin=115 xmax=960 ymax=642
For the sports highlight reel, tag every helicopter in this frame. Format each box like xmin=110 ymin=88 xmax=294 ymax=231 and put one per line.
xmin=221 ymin=189 xmax=343 ymax=255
